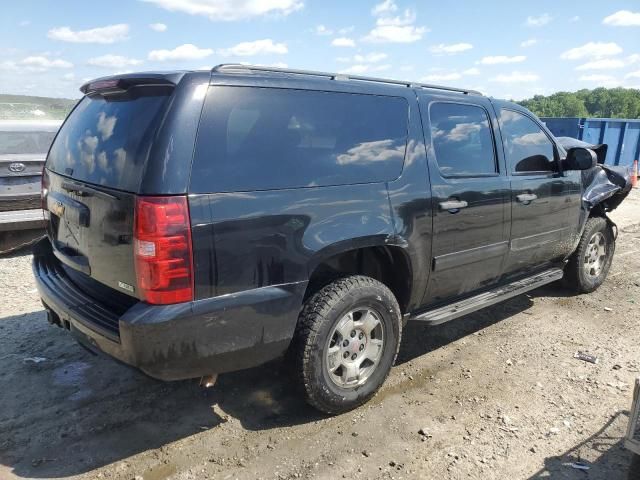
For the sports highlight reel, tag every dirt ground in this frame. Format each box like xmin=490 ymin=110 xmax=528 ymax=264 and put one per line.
xmin=1 ymin=190 xmax=639 ymax=480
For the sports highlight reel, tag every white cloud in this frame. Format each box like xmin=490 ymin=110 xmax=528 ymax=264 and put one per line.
xmin=339 ymin=63 xmax=391 ymax=75
xmin=526 ymin=14 xmax=552 ymax=27
xmin=88 ymin=54 xmax=143 ymax=68
xmin=578 ymin=74 xmax=618 ymax=84
xmin=376 ymin=9 xmax=416 ymax=26
xmin=332 ymin=37 xmax=356 ymax=47
xmin=560 ymin=42 xmax=623 ymax=60
xmin=48 ymin=24 xmax=129 ymax=44
xmin=149 ymin=23 xmax=167 ymax=32
xmin=19 ymin=56 xmax=73 ymax=71
xmin=575 ymin=58 xmax=626 ymax=71
xmin=19 ymin=20 xmax=30 ymax=27
xmin=218 ymin=39 xmax=288 ymax=56
xmin=338 ymin=26 xmax=355 ymax=35
xmin=363 ymin=24 xmax=426 ymax=43
xmin=314 ymin=24 xmax=332 ymax=35
xmin=603 ymin=10 xmax=640 ymax=27
xmin=422 ymin=72 xmax=462 ymax=82
xmin=479 ymin=55 xmax=526 ymax=65
xmin=569 ymin=16 xmax=581 ymax=23
xmin=364 ymin=0 xmax=426 ymax=44
xmin=430 ymin=43 xmax=473 ymax=55
xmin=626 ymin=71 xmax=640 ymax=79
xmin=142 ymin=0 xmax=303 ymax=21
xmin=63 ymin=72 xmax=75 ymax=80
xmin=420 ymin=68 xmax=481 ymax=82
xmin=520 ymin=38 xmax=537 ymax=48
xmin=337 ymin=53 xmax=388 ymax=64
xmin=371 ymin=0 xmax=397 ymax=16
xmin=490 ymin=72 xmax=539 ymax=83
xmin=354 ymin=52 xmax=387 ymax=63
xmin=148 ymin=43 xmax=213 ymax=61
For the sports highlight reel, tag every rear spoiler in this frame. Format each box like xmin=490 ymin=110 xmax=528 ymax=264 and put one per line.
xmin=80 ymin=74 xmax=181 ymax=96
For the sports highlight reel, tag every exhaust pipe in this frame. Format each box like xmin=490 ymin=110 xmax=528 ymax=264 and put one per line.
xmin=199 ymin=374 xmax=218 ymax=388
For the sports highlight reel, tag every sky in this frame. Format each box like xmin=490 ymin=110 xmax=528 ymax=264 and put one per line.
xmin=1 ymin=0 xmax=639 ymax=100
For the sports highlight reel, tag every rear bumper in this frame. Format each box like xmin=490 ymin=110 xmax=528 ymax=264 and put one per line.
xmin=32 ymin=238 xmax=306 ymax=380
xmin=0 ymin=208 xmax=44 ymax=232
xmin=0 ymin=191 xmax=41 ymax=211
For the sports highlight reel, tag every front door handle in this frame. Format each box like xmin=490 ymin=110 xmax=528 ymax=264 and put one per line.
xmin=439 ymin=199 xmax=468 ymax=212
xmin=516 ymin=193 xmax=538 ymax=204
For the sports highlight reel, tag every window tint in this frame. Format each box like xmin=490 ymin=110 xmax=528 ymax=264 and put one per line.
xmin=190 ymin=87 xmax=409 ymax=192
xmin=47 ymin=91 xmax=170 ymax=192
xmin=0 ymin=131 xmax=56 ymax=155
xmin=429 ymin=102 xmax=496 ymax=176
xmin=499 ymin=109 xmax=556 ymax=173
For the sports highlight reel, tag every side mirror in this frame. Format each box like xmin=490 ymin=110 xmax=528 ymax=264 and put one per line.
xmin=564 ymin=147 xmax=597 ymax=170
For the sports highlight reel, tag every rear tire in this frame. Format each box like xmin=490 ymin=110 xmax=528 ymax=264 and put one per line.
xmin=291 ymin=275 xmax=401 ymax=414
xmin=564 ymin=216 xmax=615 ymax=293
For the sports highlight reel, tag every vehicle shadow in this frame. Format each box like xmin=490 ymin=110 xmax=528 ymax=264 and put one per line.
xmin=527 ymin=410 xmax=635 ymax=480
xmin=0 ymin=283 xmax=572 ymax=478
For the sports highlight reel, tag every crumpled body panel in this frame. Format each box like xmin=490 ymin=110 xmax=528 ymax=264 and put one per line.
xmin=555 ymin=136 xmax=632 ymax=213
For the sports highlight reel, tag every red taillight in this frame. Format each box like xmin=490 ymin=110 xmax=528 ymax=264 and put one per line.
xmin=41 ymin=167 xmax=49 ymax=211
xmin=134 ymin=196 xmax=194 ymax=305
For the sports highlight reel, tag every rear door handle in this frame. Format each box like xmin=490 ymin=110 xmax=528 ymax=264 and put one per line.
xmin=439 ymin=200 xmax=468 ymax=212
xmin=516 ymin=193 xmax=537 ymax=203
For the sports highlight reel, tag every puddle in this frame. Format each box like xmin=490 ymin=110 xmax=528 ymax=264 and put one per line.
xmin=143 ymin=463 xmax=177 ymax=480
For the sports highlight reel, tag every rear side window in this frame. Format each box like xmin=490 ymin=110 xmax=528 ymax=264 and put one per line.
xmin=0 ymin=131 xmax=56 ymax=154
xmin=191 ymin=86 xmax=409 ymax=192
xmin=429 ymin=102 xmax=497 ymax=176
xmin=498 ymin=109 xmax=556 ymax=173
xmin=47 ymin=91 xmax=170 ymax=192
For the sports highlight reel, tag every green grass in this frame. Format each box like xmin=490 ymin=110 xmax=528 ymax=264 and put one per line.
xmin=0 ymin=94 xmax=77 ymax=120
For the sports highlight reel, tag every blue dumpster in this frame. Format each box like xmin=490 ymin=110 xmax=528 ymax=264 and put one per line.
xmin=541 ymin=117 xmax=640 ymax=169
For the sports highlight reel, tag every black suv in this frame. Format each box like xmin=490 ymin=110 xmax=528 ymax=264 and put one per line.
xmin=33 ymin=65 xmax=632 ymax=414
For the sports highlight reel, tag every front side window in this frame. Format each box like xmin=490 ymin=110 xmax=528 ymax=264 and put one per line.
xmin=429 ymin=102 xmax=497 ymax=176
xmin=499 ymin=109 xmax=556 ymax=173
xmin=191 ymin=87 xmax=409 ymax=192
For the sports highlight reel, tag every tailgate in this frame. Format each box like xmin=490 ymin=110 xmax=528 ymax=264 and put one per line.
xmin=45 ymin=170 xmax=138 ymax=297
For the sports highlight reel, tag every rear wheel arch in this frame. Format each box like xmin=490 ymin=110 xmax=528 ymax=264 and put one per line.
xmin=305 ymin=242 xmax=413 ymax=315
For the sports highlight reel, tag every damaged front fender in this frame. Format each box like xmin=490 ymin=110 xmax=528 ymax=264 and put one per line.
xmin=556 ymin=137 xmax=632 ymax=248
xmin=583 ymin=164 xmax=632 ymax=212
xmin=556 ymin=136 xmax=633 ymax=213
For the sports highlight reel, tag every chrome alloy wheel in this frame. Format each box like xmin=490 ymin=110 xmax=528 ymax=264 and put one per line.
xmin=324 ymin=307 xmax=385 ymax=389
xmin=583 ymin=231 xmax=607 ymax=278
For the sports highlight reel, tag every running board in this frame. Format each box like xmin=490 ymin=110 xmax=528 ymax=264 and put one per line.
xmin=410 ymin=268 xmax=564 ymax=326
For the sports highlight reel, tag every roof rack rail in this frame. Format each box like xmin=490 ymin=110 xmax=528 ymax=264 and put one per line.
xmin=211 ymin=64 xmax=482 ymax=96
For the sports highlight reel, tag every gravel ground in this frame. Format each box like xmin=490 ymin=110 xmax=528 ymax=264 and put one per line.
xmin=1 ymin=190 xmax=639 ymax=480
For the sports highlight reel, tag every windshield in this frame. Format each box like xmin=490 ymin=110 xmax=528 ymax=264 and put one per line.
xmin=47 ymin=90 xmax=170 ymax=192
xmin=0 ymin=131 xmax=56 ymax=155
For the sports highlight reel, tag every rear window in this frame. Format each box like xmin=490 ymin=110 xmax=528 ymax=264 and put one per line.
xmin=191 ymin=86 xmax=409 ymax=192
xmin=47 ymin=91 xmax=170 ymax=192
xmin=0 ymin=131 xmax=56 ymax=155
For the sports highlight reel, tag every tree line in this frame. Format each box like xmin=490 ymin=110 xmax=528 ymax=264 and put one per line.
xmin=517 ymin=87 xmax=640 ymax=119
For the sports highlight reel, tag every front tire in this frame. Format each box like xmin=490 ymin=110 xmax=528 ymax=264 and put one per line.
xmin=291 ymin=275 xmax=401 ymax=414
xmin=565 ymin=216 xmax=615 ymax=293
